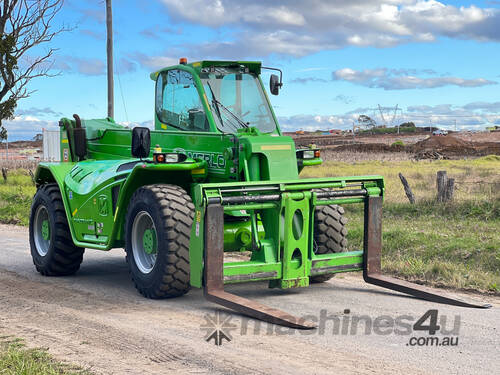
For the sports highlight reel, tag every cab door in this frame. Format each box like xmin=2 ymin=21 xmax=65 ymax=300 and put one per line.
xmin=152 ymin=68 xmax=238 ymax=182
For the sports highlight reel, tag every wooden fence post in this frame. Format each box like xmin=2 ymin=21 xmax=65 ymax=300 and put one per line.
xmin=436 ymin=170 xmax=447 ymax=202
xmin=436 ymin=170 xmax=454 ymax=202
xmin=28 ymin=169 xmax=36 ymax=185
xmin=445 ymin=178 xmax=455 ymax=202
xmin=398 ymin=173 xmax=415 ymax=204
xmin=1 ymin=168 xmax=7 ymax=182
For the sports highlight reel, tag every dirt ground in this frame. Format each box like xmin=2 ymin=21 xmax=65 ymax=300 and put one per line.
xmin=294 ymin=131 xmax=500 ymax=160
xmin=294 ymin=130 xmax=500 ymax=146
xmin=1 ymin=224 xmax=499 ymax=375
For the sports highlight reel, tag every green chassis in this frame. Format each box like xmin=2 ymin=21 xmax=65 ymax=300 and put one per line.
xmin=36 ymin=156 xmax=384 ymax=290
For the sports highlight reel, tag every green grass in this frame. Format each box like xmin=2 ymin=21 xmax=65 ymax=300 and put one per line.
xmin=0 ymin=337 xmax=90 ymax=375
xmin=391 ymin=140 xmax=405 ymax=147
xmin=301 ymin=155 xmax=500 ymax=204
xmin=0 ymin=170 xmax=36 ymax=226
xmin=343 ymin=203 xmax=500 ymax=293
xmin=358 ymin=126 xmax=418 ymax=134
xmin=303 ymin=155 xmax=500 ymax=294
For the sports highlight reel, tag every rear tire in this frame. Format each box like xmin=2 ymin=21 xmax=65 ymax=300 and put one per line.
xmin=310 ymin=204 xmax=348 ymax=283
xmin=29 ymin=184 xmax=84 ymax=276
xmin=125 ymin=184 xmax=193 ymax=299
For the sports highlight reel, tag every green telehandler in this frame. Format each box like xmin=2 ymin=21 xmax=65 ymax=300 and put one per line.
xmin=29 ymin=59 xmax=489 ymax=329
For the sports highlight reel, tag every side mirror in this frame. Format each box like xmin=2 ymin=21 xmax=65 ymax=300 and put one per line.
xmin=131 ymin=127 xmax=151 ymax=159
xmin=270 ymin=74 xmax=282 ymax=95
xmin=72 ymin=114 xmax=86 ymax=160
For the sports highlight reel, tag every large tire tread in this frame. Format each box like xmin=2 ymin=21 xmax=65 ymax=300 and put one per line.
xmin=125 ymin=184 xmax=193 ymax=299
xmin=311 ymin=203 xmax=348 ymax=283
xmin=30 ymin=184 xmax=84 ymax=276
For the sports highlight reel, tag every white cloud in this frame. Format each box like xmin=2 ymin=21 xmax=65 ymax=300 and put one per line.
xmin=278 ymin=101 xmax=500 ymax=132
xmin=294 ymin=67 xmax=327 ymax=73
xmin=15 ymin=107 xmax=62 ymax=117
xmin=52 ymin=56 xmax=136 ymax=76
xmin=290 ymin=67 xmax=492 ymax=90
xmin=80 ymin=29 xmax=105 ymax=40
xmin=333 ymin=94 xmax=355 ymax=104
xmin=161 ymin=0 xmax=306 ymax=27
xmin=54 ymin=56 xmax=105 ymax=76
xmin=131 ymin=53 xmax=180 ymax=71
xmin=462 ymin=101 xmax=500 ymax=112
xmin=289 ymin=77 xmax=328 ymax=84
xmin=332 ymin=67 xmax=497 ymax=90
xmin=2 ymin=116 xmax=58 ymax=141
xmin=159 ymin=1 xmax=500 ymax=57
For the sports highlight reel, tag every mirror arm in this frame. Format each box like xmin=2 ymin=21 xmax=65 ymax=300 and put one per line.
xmin=261 ymin=66 xmax=283 ymax=88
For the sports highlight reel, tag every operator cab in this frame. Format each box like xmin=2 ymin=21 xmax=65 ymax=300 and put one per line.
xmin=152 ymin=59 xmax=281 ymax=135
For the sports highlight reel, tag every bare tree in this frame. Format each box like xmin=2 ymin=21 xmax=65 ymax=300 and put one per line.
xmin=0 ymin=0 xmax=67 ymax=130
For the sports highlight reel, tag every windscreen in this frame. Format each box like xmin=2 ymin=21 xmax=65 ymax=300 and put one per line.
xmin=200 ymin=68 xmax=277 ymax=134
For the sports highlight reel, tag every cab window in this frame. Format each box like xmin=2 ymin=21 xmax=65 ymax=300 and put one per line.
xmin=156 ymin=69 xmax=210 ymax=131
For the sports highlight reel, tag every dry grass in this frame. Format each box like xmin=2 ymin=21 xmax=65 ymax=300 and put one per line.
xmin=321 ymin=150 xmax=414 ymax=162
xmin=302 ymin=155 xmax=500 ymax=293
xmin=0 ymin=159 xmax=39 ymax=170
xmin=302 ymin=155 xmax=500 ymax=204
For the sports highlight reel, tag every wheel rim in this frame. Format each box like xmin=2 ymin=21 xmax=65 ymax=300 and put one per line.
xmin=131 ymin=211 xmax=158 ymax=274
xmin=34 ymin=205 xmax=50 ymax=256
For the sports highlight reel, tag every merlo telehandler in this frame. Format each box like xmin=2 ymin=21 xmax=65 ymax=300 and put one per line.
xmin=29 ymin=59 xmax=489 ymax=329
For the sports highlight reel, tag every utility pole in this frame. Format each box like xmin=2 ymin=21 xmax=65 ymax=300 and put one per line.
xmin=106 ymin=0 xmax=114 ymax=119
xmin=394 ymin=105 xmax=399 ymax=134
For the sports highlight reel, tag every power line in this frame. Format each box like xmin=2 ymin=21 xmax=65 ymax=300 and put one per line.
xmin=116 ymin=66 xmax=129 ymax=123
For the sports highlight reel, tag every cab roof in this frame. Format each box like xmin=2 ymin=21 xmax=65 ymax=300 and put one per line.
xmin=150 ymin=60 xmax=262 ymax=80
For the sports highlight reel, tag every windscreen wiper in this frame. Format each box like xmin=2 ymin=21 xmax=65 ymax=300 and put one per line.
xmin=204 ymin=82 xmax=227 ymax=131
xmin=205 ymin=81 xmax=249 ymax=130
xmin=212 ymin=98 xmax=249 ymax=129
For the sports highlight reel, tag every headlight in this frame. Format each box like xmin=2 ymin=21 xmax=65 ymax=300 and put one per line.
xmin=303 ymin=150 xmax=315 ymax=159
xmin=297 ymin=149 xmax=320 ymax=160
xmin=153 ymin=152 xmax=185 ymax=163
xmin=165 ymin=153 xmax=179 ymax=163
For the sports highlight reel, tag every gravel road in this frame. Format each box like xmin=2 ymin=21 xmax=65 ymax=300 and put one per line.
xmin=0 ymin=224 xmax=498 ymax=374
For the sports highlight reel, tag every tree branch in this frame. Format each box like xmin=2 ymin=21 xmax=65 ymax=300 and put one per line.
xmin=0 ymin=0 xmax=67 ymax=121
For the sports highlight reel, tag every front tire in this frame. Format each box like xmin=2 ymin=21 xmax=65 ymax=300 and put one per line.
xmin=125 ymin=184 xmax=193 ymax=299
xmin=29 ymin=184 xmax=84 ymax=276
xmin=310 ymin=204 xmax=348 ymax=283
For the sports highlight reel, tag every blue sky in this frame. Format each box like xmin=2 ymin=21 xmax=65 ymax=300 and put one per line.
xmin=4 ymin=0 xmax=500 ymax=140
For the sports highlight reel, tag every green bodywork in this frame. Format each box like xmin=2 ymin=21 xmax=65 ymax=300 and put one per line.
xmin=35 ymin=60 xmax=384 ymax=290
